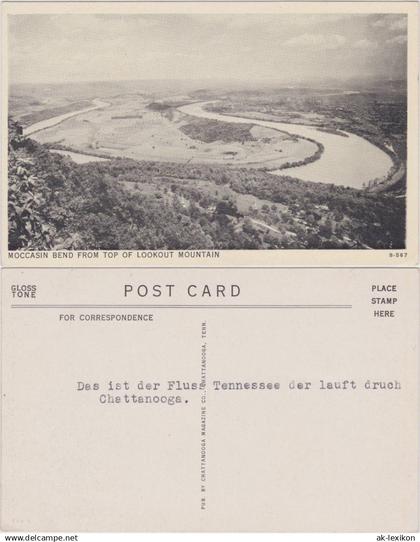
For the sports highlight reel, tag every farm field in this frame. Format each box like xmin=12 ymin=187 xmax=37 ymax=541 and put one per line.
xmin=8 ymin=80 xmax=407 ymax=251
xmin=7 ymin=10 xmax=410 ymax=253
xmin=20 ymin=93 xmax=318 ymax=169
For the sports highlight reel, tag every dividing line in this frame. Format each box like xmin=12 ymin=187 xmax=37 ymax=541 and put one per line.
xmin=11 ymin=304 xmax=352 ymax=309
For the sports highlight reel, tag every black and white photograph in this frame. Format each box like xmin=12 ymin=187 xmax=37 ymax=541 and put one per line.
xmin=1 ymin=3 xmax=420 ymax=538
xmin=6 ymin=6 xmax=410 ymax=252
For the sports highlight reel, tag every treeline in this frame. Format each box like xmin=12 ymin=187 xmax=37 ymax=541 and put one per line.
xmin=17 ymin=100 xmax=92 ymax=127
xmin=273 ymin=140 xmax=324 ymax=171
xmin=8 ymin=119 xmax=405 ymax=250
xmin=8 ymin=121 xmax=268 ymax=250
xmin=179 ymin=118 xmax=256 ymax=143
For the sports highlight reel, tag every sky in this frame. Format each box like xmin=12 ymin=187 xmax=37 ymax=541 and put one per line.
xmin=8 ymin=13 xmax=407 ymax=85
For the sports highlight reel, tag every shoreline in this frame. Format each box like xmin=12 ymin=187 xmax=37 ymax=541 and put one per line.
xmin=21 ymin=97 xmax=399 ymax=190
xmin=22 ymin=99 xmax=110 ymax=136
xmin=206 ymin=105 xmax=402 ymax=188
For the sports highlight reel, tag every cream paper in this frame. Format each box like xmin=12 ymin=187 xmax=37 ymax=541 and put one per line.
xmin=2 ymin=2 xmax=419 ymax=267
xmin=1 ymin=267 xmax=418 ymax=531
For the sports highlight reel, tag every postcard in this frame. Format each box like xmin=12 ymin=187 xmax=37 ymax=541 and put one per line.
xmin=1 ymin=267 xmax=418 ymax=531
xmin=2 ymin=1 xmax=419 ymax=267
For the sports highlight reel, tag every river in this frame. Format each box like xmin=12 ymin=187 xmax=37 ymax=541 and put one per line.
xmin=23 ymin=99 xmax=110 ymax=136
xmin=50 ymin=149 xmax=109 ymax=164
xmin=23 ymin=98 xmax=393 ymax=188
xmin=178 ymin=101 xmax=393 ymax=188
